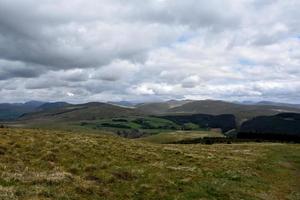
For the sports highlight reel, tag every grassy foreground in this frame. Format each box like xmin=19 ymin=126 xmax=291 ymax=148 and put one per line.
xmin=0 ymin=128 xmax=300 ymax=200
xmin=138 ymin=130 xmax=224 ymax=144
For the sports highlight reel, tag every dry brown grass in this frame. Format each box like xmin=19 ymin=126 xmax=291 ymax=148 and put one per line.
xmin=0 ymin=128 xmax=299 ymax=200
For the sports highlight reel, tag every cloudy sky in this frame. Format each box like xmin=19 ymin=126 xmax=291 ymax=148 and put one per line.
xmin=0 ymin=0 xmax=299 ymax=103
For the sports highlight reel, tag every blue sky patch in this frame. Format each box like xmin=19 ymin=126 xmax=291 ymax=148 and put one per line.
xmin=238 ymin=58 xmax=255 ymax=66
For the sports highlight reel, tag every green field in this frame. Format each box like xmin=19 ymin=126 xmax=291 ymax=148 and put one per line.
xmin=0 ymin=128 xmax=300 ymax=200
xmin=77 ymin=117 xmax=180 ymax=130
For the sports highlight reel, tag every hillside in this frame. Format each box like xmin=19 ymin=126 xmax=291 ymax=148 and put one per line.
xmin=168 ymin=100 xmax=300 ymax=124
xmin=136 ymin=100 xmax=193 ymax=114
xmin=107 ymin=101 xmax=137 ymax=108
xmin=138 ymin=130 xmax=225 ymax=144
xmin=239 ymin=113 xmax=300 ymax=140
xmin=19 ymin=102 xmax=144 ymax=122
xmin=0 ymin=101 xmax=70 ymax=121
xmin=37 ymin=102 xmax=72 ymax=111
xmin=0 ymin=101 xmax=45 ymax=121
xmin=159 ymin=114 xmax=236 ymax=133
xmin=0 ymin=128 xmax=299 ymax=199
xmin=3 ymin=99 xmax=300 ymax=124
xmin=241 ymin=101 xmax=300 ymax=109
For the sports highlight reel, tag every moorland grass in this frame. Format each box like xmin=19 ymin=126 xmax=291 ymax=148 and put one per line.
xmin=138 ymin=130 xmax=224 ymax=144
xmin=0 ymin=128 xmax=299 ymax=200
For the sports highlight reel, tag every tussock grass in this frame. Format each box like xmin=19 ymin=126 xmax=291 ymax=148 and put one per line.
xmin=0 ymin=128 xmax=299 ymax=200
xmin=138 ymin=130 xmax=224 ymax=144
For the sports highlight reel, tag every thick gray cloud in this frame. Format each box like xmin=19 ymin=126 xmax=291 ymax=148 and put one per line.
xmin=0 ymin=0 xmax=299 ymax=103
xmin=0 ymin=59 xmax=45 ymax=80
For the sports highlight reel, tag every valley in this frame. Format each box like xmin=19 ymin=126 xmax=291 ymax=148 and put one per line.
xmin=1 ymin=100 xmax=299 ymax=143
xmin=1 ymin=100 xmax=300 ymax=199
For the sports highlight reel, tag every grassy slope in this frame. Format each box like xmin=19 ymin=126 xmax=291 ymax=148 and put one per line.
xmin=168 ymin=100 xmax=300 ymax=125
xmin=138 ymin=130 xmax=224 ymax=144
xmin=0 ymin=128 xmax=299 ymax=200
xmin=17 ymin=116 xmax=184 ymax=137
xmin=80 ymin=117 xmax=180 ymax=130
xmin=19 ymin=103 xmax=143 ymax=123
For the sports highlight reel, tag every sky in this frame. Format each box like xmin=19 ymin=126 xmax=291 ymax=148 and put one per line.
xmin=0 ymin=0 xmax=300 ymax=103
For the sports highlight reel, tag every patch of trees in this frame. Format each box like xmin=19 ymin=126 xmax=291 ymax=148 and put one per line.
xmin=101 ymin=123 xmax=132 ymax=129
xmin=112 ymin=119 xmax=128 ymax=122
xmin=171 ymin=137 xmax=300 ymax=145
xmin=182 ymin=123 xmax=199 ymax=130
xmin=171 ymin=137 xmax=238 ymax=145
xmin=80 ymin=122 xmax=89 ymax=126
xmin=238 ymin=113 xmax=300 ymax=141
xmin=159 ymin=114 xmax=236 ymax=133
xmin=133 ymin=118 xmax=178 ymax=130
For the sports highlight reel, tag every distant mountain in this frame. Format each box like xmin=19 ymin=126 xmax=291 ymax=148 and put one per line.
xmin=236 ymin=101 xmax=256 ymax=105
xmin=3 ymin=99 xmax=300 ymax=126
xmin=24 ymin=101 xmax=46 ymax=108
xmin=136 ymin=100 xmax=193 ymax=114
xmin=19 ymin=102 xmax=144 ymax=122
xmin=169 ymin=100 xmax=239 ymax=114
xmin=37 ymin=102 xmax=71 ymax=111
xmin=167 ymin=100 xmax=300 ymax=124
xmin=108 ymin=101 xmax=137 ymax=108
xmin=0 ymin=101 xmax=45 ymax=121
xmin=237 ymin=101 xmax=300 ymax=108
xmin=255 ymin=101 xmax=300 ymax=108
xmin=166 ymin=100 xmax=194 ymax=108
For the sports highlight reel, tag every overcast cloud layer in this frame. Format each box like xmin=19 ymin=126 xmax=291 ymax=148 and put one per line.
xmin=0 ymin=0 xmax=300 ymax=103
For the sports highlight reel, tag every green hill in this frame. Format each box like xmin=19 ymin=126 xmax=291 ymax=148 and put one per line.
xmin=19 ymin=102 xmax=144 ymax=123
xmin=239 ymin=113 xmax=300 ymax=140
xmin=136 ymin=100 xmax=193 ymax=114
xmin=5 ymin=100 xmax=300 ymax=127
xmin=168 ymin=100 xmax=300 ymax=124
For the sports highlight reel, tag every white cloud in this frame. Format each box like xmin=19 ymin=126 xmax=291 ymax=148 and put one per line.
xmin=0 ymin=0 xmax=299 ymax=103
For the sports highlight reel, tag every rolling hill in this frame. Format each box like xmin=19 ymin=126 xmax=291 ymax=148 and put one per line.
xmin=238 ymin=113 xmax=300 ymax=140
xmin=240 ymin=101 xmax=300 ymax=109
xmin=0 ymin=101 xmax=45 ymax=121
xmin=159 ymin=114 xmax=236 ymax=133
xmin=167 ymin=100 xmax=300 ymax=124
xmin=37 ymin=102 xmax=72 ymax=111
xmin=4 ymin=99 xmax=299 ymax=131
xmin=19 ymin=102 xmax=144 ymax=122
xmin=136 ymin=100 xmax=193 ymax=114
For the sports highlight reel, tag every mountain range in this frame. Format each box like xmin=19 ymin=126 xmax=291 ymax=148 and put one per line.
xmin=1 ymin=100 xmax=300 ymax=123
xmin=0 ymin=101 xmax=45 ymax=121
xmin=1 ymin=99 xmax=300 ymax=141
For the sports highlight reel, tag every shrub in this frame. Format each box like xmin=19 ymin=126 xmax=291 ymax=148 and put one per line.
xmin=182 ymin=123 xmax=199 ymax=130
xmin=112 ymin=119 xmax=128 ymax=122
xmin=204 ymin=139 xmax=214 ymax=145
xmin=80 ymin=122 xmax=89 ymax=126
